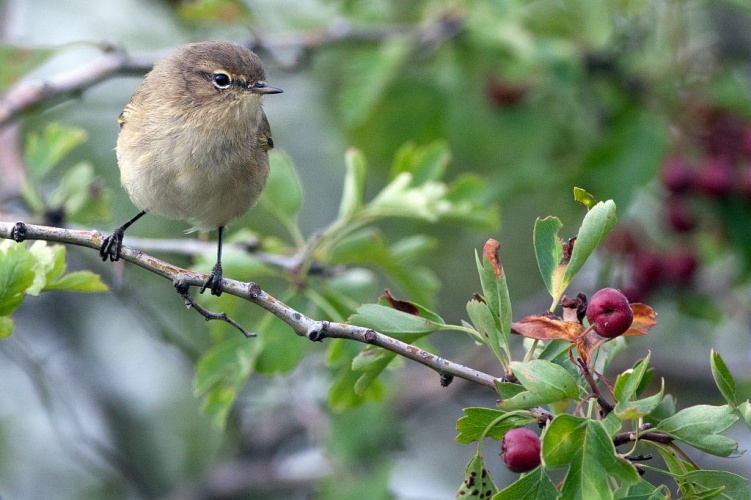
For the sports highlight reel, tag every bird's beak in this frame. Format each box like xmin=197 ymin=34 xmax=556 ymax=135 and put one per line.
xmin=249 ymin=82 xmax=283 ymax=95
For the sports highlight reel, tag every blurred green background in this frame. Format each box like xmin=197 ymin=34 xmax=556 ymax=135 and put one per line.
xmin=1 ymin=0 xmax=750 ymax=498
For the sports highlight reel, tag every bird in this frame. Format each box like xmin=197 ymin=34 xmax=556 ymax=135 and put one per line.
xmin=99 ymin=41 xmax=282 ymax=296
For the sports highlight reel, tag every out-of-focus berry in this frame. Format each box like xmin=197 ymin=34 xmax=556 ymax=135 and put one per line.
xmin=661 ymin=157 xmax=695 ymax=194
xmin=666 ymin=197 xmax=698 ymax=233
xmin=696 ymin=157 xmax=734 ymax=198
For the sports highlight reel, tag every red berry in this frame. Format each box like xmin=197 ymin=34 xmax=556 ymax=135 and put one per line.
xmin=586 ymin=288 xmax=634 ymax=339
xmin=665 ymin=197 xmax=698 ymax=233
xmin=664 ymin=251 xmax=698 ymax=287
xmin=696 ymin=157 xmax=734 ymax=198
xmin=661 ymin=157 xmax=695 ymax=194
xmin=632 ymin=249 xmax=664 ymax=289
xmin=603 ymin=226 xmax=637 ymax=255
xmin=484 ymin=77 xmax=528 ymax=107
xmin=742 ymin=128 xmax=751 ymax=160
xmin=501 ymin=428 xmax=541 ymax=473
xmin=700 ymin=110 xmax=746 ymax=159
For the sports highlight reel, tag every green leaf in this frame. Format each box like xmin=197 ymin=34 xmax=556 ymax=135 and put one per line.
xmin=679 ymin=470 xmax=751 ymax=500
xmin=562 ymin=200 xmax=617 ymax=290
xmin=654 ymin=405 xmax=739 ymax=456
xmin=500 ymin=360 xmax=579 ymax=410
xmin=466 ymin=299 xmax=505 ymax=362
xmin=328 ymin=342 xmax=385 ymax=412
xmin=456 ymin=453 xmax=497 ymax=499
xmin=614 ymin=353 xmax=664 ymax=419
xmin=177 ymin=0 xmax=252 ymax=24
xmin=0 ymin=243 xmax=36 ymax=316
xmin=614 ymin=482 xmax=671 ymax=500
xmin=44 ymin=270 xmax=108 ymax=292
xmin=23 ymin=123 xmax=88 ymax=182
xmin=455 ymin=408 xmax=536 ymax=444
xmin=329 ymin=230 xmax=440 ymax=306
xmin=351 ymin=347 xmax=397 ymax=396
xmin=368 ymin=172 xmax=447 ymax=222
xmin=475 ymin=239 xmax=512 ymax=359
xmin=0 ymin=316 xmax=14 ymax=338
xmin=194 ymin=336 xmax=259 ymax=429
xmin=492 ymin=467 xmax=558 ymax=500
xmin=543 ymin=414 xmax=640 ymax=498
xmin=615 ymin=378 xmax=665 ymax=421
xmin=46 ymin=161 xmax=113 ymax=224
xmin=338 ymin=148 xmax=368 ymax=220
xmin=338 ymin=40 xmax=411 ymax=126
xmin=26 ymin=240 xmax=56 ymax=296
xmin=573 ymin=187 xmax=597 ymax=209
xmin=533 ymin=216 xmax=564 ymax=304
xmin=710 ymin=349 xmax=737 ymax=407
xmin=443 ymin=174 xmax=501 ymax=230
xmin=258 ymin=150 xmax=303 ymax=225
xmin=0 ymin=44 xmax=55 ymax=92
xmin=647 ymin=441 xmax=697 ymax=480
xmin=739 ymin=401 xmax=751 ymax=428
xmin=390 ymin=140 xmax=450 ymax=185
xmin=27 ymin=242 xmax=107 ymax=292
xmin=254 ymin=312 xmax=310 ymax=374
xmin=349 ymin=303 xmax=442 ymax=339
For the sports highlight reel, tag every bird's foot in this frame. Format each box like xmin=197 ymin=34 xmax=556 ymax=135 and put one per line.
xmin=100 ymin=227 xmax=125 ymax=262
xmin=200 ymin=262 xmax=223 ymax=296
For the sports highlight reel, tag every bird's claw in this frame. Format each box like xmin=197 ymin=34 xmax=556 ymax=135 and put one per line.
xmin=200 ymin=262 xmax=224 ymax=296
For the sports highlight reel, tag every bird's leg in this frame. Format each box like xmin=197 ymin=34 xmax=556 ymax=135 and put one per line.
xmin=201 ymin=226 xmax=224 ymax=296
xmin=100 ymin=210 xmax=147 ymax=262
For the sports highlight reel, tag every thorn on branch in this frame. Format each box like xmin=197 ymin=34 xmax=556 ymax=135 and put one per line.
xmin=173 ymin=279 xmax=255 ymax=338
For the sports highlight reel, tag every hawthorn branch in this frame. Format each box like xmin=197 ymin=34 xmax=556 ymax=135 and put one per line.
xmin=0 ymin=221 xmax=497 ymax=391
xmin=577 ymin=357 xmax=615 ymax=416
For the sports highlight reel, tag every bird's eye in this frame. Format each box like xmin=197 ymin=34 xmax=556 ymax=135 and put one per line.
xmin=211 ymin=72 xmax=232 ymax=89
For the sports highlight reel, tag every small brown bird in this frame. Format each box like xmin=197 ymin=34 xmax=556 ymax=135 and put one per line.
xmin=100 ymin=41 xmax=282 ymax=296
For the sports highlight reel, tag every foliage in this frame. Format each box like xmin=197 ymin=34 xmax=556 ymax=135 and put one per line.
xmin=2 ymin=0 xmax=751 ymax=497
xmin=21 ymin=123 xmax=113 ymax=225
xmin=0 ymin=239 xmax=107 ymax=337
xmin=194 ymin=140 xmax=498 ymax=426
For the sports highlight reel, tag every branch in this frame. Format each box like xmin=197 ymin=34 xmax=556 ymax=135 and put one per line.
xmin=0 ymin=12 xmax=464 ymax=126
xmin=0 ymin=47 xmax=156 ymax=126
xmin=0 ymin=221 xmax=497 ymax=391
xmin=576 ymin=357 xmax=615 ymax=416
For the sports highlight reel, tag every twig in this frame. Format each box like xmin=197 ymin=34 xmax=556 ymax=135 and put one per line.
xmin=613 ymin=429 xmax=673 ymax=447
xmin=124 ymin=235 xmax=340 ymax=277
xmin=0 ymin=13 xmax=465 ymax=127
xmin=576 ymin=357 xmax=615 ymax=416
xmin=173 ymin=279 xmax=254 ymax=338
xmin=0 ymin=47 xmax=156 ymax=126
xmin=0 ymin=221 xmax=498 ymax=391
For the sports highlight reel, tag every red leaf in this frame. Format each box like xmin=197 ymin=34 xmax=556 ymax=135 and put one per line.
xmin=511 ymin=315 xmax=584 ymax=342
xmin=623 ymin=303 xmax=656 ymax=336
xmin=382 ymin=289 xmax=420 ymax=316
xmin=483 ymin=239 xmax=504 ymax=278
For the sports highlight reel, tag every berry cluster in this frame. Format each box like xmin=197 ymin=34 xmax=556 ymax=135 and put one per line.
xmin=605 ymin=107 xmax=751 ymax=302
xmin=604 ymin=225 xmax=698 ymax=303
xmin=662 ymin=110 xmax=751 ymax=232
